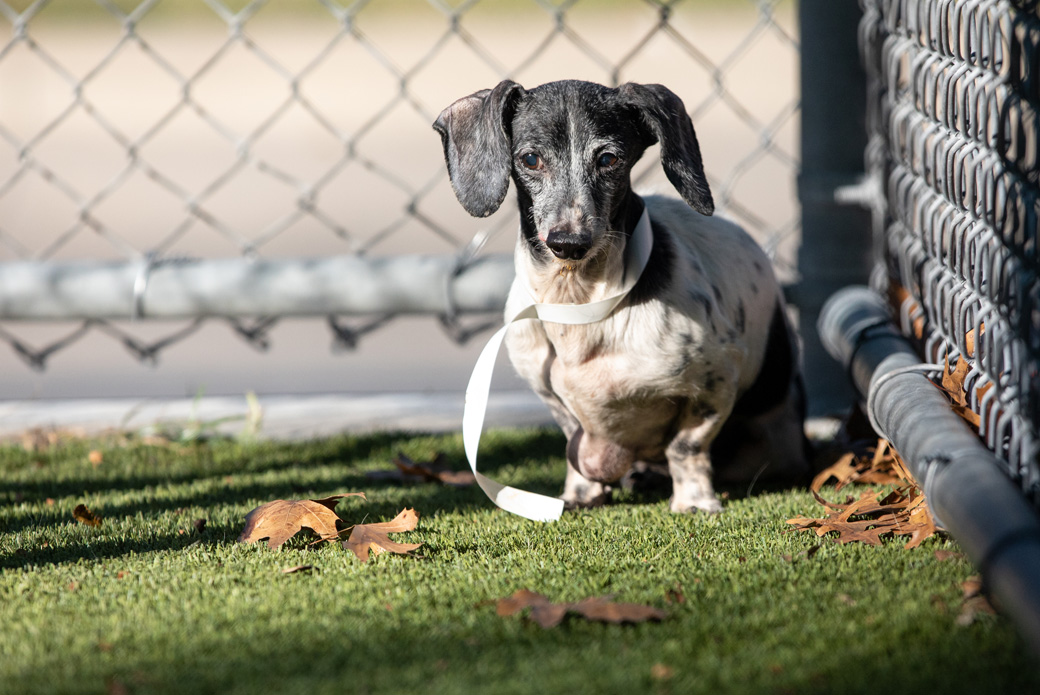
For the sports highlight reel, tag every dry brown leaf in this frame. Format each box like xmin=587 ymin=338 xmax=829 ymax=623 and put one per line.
xmin=20 ymin=427 xmax=84 ymax=453
xmin=957 ymin=576 xmax=997 ymax=626
xmin=367 ymin=452 xmax=476 ymax=487
xmin=811 ymin=441 xmax=904 ymax=494
xmin=888 ymin=283 xmax=997 ymax=433
xmin=664 ymin=583 xmax=686 ymax=604
xmin=888 ymin=283 xmax=925 ymax=340
xmin=961 ymin=576 xmax=985 ymax=600
xmin=496 ymin=589 xmax=570 ymax=628
xmin=810 ymin=452 xmax=861 ymax=492
xmin=782 ymin=544 xmax=822 ymax=562
xmin=899 ymin=504 xmax=940 ymax=549
xmin=344 ymin=508 xmax=423 ymax=562
xmin=965 ymin=323 xmax=985 ymax=359
xmin=792 ymin=439 xmax=941 ymax=549
xmin=495 ymin=589 xmax=666 ymax=628
xmin=650 ymin=663 xmax=675 ymax=681
xmin=238 ymin=493 xmax=366 ymax=549
xmin=934 ymin=549 xmax=965 ymax=562
xmin=106 ymin=677 xmax=129 ymax=695
xmin=281 ymin=564 xmax=315 ymax=574
xmin=571 ymin=596 xmax=668 ymax=624
xmin=394 ymin=453 xmax=476 ymax=487
xmin=941 ymin=355 xmax=981 ymax=428
xmin=73 ymin=504 xmax=102 ymax=527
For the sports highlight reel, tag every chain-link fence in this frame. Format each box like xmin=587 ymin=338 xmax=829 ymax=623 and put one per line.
xmin=859 ymin=0 xmax=1040 ymax=503
xmin=0 ymin=0 xmax=800 ymax=399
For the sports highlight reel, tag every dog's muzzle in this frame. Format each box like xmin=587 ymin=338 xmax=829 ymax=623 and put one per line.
xmin=545 ymin=230 xmax=591 ymax=261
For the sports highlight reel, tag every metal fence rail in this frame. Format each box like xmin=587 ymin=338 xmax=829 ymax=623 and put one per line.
xmin=0 ymin=0 xmax=801 ymax=388
xmin=859 ymin=0 xmax=1040 ymax=503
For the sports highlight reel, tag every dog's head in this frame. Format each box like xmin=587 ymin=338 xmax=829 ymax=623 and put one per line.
xmin=434 ymin=80 xmax=713 ymax=263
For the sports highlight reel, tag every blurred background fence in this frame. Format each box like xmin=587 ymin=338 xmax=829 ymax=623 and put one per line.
xmin=0 ymin=0 xmax=809 ymax=405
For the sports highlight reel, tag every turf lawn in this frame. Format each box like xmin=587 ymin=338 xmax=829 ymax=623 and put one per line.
xmin=1 ymin=427 xmax=1037 ymax=695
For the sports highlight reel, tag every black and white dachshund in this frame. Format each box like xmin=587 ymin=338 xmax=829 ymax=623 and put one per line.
xmin=434 ymin=79 xmax=808 ymax=513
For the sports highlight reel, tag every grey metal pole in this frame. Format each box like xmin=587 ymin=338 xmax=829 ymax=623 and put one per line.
xmin=0 ymin=254 xmax=515 ymax=321
xmin=797 ymin=1 xmax=873 ymax=416
xmin=819 ymin=286 xmax=1040 ymax=656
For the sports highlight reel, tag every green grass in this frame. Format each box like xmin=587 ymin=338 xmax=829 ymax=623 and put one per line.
xmin=1 ymin=428 xmax=1036 ymax=695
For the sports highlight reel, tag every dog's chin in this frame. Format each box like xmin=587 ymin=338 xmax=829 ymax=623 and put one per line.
xmin=548 ymin=253 xmax=589 ymax=269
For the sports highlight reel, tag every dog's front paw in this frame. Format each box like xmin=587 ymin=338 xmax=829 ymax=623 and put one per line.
xmin=562 ymin=482 xmax=612 ymax=509
xmin=669 ymin=494 xmax=723 ymax=514
xmin=561 ymin=459 xmax=613 ymax=509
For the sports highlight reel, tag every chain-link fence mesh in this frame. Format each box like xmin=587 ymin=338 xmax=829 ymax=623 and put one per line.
xmin=0 ymin=0 xmax=800 ymax=397
xmin=860 ymin=0 xmax=1040 ymax=503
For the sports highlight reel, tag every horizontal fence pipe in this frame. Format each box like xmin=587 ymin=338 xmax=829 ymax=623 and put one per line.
xmin=819 ymin=286 xmax=1040 ymax=655
xmin=0 ymin=254 xmax=514 ymax=321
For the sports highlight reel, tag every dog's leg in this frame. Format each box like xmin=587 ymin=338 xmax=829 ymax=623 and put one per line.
xmin=665 ymin=407 xmax=729 ymax=514
xmin=713 ymin=377 xmax=810 ymax=485
xmin=562 ymin=459 xmax=611 ymax=509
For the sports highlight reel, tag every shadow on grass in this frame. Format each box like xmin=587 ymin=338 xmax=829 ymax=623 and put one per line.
xmin=8 ymin=588 xmax=1036 ymax=695
xmin=2 ymin=426 xmax=816 ymax=570
xmin=1 ymin=487 xmax=496 ymax=570
xmin=1 ymin=429 xmax=572 ymax=568
xmin=1 ymin=428 xmax=567 ymax=499
xmin=0 ymin=431 xmax=408 ymax=499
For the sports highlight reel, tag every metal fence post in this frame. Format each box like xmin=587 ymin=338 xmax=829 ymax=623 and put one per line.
xmin=796 ymin=1 xmax=873 ymax=416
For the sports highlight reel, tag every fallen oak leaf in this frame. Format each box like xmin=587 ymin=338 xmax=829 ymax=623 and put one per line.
xmin=811 ymin=440 xmax=905 ymax=494
xmin=835 ymin=490 xmax=900 ymax=521
xmin=496 ymin=589 xmax=569 ymax=628
xmin=792 ymin=439 xmax=942 ymax=548
xmin=394 ymin=452 xmax=476 ymax=487
xmin=664 ymin=583 xmax=686 ymax=604
xmin=782 ymin=544 xmax=822 ymax=563
xmin=494 ymin=589 xmax=666 ymax=628
xmin=73 ymin=504 xmax=102 ymax=527
xmin=570 ymin=596 xmax=668 ymax=624
xmin=895 ymin=503 xmax=940 ymax=549
xmin=957 ymin=576 xmax=997 ymax=626
xmin=934 ymin=549 xmax=965 ymax=562
xmin=238 ymin=492 xmax=366 ymax=549
xmin=344 ymin=508 xmax=423 ymax=562
xmin=366 ymin=452 xmax=476 ymax=487
xmin=810 ymin=452 xmax=864 ymax=493
xmin=815 ymin=517 xmax=891 ymax=546
xmin=650 ymin=663 xmax=675 ymax=682
xmin=941 ymin=355 xmax=981 ymax=428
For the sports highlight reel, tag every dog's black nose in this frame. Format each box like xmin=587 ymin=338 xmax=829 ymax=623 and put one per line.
xmin=545 ymin=231 xmax=590 ymax=261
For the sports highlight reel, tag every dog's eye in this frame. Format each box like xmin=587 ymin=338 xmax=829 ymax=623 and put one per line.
xmin=521 ymin=153 xmax=543 ymax=170
xmin=597 ymin=152 xmax=619 ymax=168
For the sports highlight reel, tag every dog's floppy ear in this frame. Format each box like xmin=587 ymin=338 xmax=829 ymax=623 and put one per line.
xmin=618 ymin=82 xmax=714 ymax=216
xmin=433 ymin=80 xmax=525 ymax=218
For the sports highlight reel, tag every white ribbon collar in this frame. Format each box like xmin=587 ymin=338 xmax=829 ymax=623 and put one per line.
xmin=461 ymin=208 xmax=654 ymax=521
